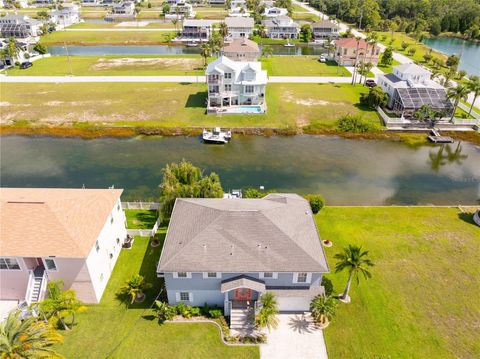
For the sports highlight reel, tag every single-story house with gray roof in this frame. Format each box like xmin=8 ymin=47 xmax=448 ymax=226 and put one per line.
xmin=157 ymin=193 xmax=329 ymax=329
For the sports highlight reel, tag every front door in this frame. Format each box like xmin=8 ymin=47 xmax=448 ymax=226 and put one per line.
xmin=233 ymin=288 xmax=252 ymax=301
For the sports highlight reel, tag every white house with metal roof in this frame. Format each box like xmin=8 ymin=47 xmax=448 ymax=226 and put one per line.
xmin=262 ymin=15 xmax=299 ymax=39
xmin=157 ymin=194 xmax=329 ymax=329
xmin=205 ymin=55 xmax=267 ymax=113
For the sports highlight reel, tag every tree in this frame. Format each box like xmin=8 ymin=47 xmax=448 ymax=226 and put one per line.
xmin=357 ymin=61 xmax=373 ymax=85
xmin=200 ymin=42 xmax=211 ymax=68
xmin=401 ymin=41 xmax=409 ymax=51
xmin=219 ymin=21 xmax=228 ymax=40
xmin=447 ymin=85 xmax=470 ymax=122
xmin=153 ymin=301 xmax=176 ymax=323
xmin=310 ymin=295 xmax=337 ymax=327
xmin=351 ymin=36 xmax=362 ymax=85
xmin=443 ymin=67 xmax=457 ymax=88
xmin=0 ymin=311 xmax=64 ymax=358
xmin=37 ymin=280 xmax=87 ymax=331
xmin=408 ymin=47 xmax=416 ymax=56
xmin=304 ymin=194 xmax=325 ymax=214
xmin=261 ymin=44 xmax=273 ymax=58
xmin=159 ymin=160 xmax=223 ymax=218
xmin=360 ymin=86 xmax=388 ymax=109
xmin=446 ymin=54 xmax=459 ymax=68
xmin=300 ymin=23 xmax=312 ymax=43
xmin=36 ymin=10 xmax=50 ymax=20
xmin=171 ymin=18 xmax=178 ymax=32
xmin=33 ymin=43 xmax=48 ymax=55
xmin=413 ymin=104 xmax=435 ymax=122
xmin=334 ymin=245 xmax=374 ymax=303
xmin=255 ymin=292 xmax=279 ymax=331
xmin=380 ymin=46 xmax=393 ymax=66
xmin=466 ymin=76 xmax=480 ymax=116
xmin=423 ymin=52 xmax=432 ymax=63
xmin=5 ymin=37 xmax=21 ymax=63
xmin=119 ymin=274 xmax=152 ymax=304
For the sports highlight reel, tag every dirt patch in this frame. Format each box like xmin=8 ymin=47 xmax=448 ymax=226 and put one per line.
xmin=91 ymin=57 xmax=200 ymax=70
xmin=283 ymin=90 xmax=332 ymax=107
xmin=115 ymin=21 xmax=149 ymax=27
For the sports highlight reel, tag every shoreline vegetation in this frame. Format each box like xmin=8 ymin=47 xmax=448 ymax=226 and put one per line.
xmin=2 ymin=124 xmax=479 ymax=146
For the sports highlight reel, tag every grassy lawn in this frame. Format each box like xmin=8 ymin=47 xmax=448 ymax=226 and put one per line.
xmin=79 ymin=10 xmax=108 ymax=19
xmin=291 ymin=12 xmax=320 ymax=22
xmin=67 ymin=22 xmax=175 ymax=29
xmin=55 ymin=231 xmax=258 ymax=358
xmin=40 ymin=30 xmax=175 ymax=45
xmin=262 ymin=57 xmax=350 ymax=77
xmin=316 ymin=206 xmax=480 ymax=359
xmin=125 ymin=209 xmax=158 ymax=229
xmin=7 ymin=55 xmax=205 ymax=76
xmin=376 ymin=59 xmax=401 ymax=74
xmin=195 ymin=11 xmax=228 ymax=19
xmin=1 ymin=82 xmax=379 ymax=130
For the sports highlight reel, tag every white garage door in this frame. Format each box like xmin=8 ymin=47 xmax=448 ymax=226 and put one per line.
xmin=277 ymin=296 xmax=311 ymax=312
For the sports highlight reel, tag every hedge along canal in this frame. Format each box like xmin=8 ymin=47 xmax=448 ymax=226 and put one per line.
xmin=1 ymin=135 xmax=479 ymax=205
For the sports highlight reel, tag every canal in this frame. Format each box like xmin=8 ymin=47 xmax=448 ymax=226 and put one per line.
xmin=1 ymin=136 xmax=479 ymax=205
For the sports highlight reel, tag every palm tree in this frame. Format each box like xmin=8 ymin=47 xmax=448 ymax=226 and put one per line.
xmin=261 ymin=44 xmax=273 ymax=59
xmin=255 ymin=292 xmax=279 ymax=332
xmin=442 ymin=67 xmax=457 ymax=88
xmin=119 ymin=274 xmax=152 ymax=305
xmin=351 ymin=36 xmax=362 ymax=85
xmin=200 ymin=42 xmax=211 ymax=67
xmin=310 ymin=295 xmax=337 ymax=328
xmin=334 ymin=245 xmax=374 ymax=303
xmin=447 ymin=85 xmax=470 ymax=122
xmin=0 ymin=311 xmax=64 ymax=358
xmin=37 ymin=280 xmax=88 ymax=331
xmin=171 ymin=18 xmax=178 ymax=33
xmin=219 ymin=21 xmax=228 ymax=40
xmin=5 ymin=37 xmax=20 ymax=64
xmin=466 ymin=76 xmax=480 ymax=116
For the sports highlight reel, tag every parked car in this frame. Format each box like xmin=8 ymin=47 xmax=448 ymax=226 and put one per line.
xmin=365 ymin=79 xmax=377 ymax=88
xmin=19 ymin=62 xmax=33 ymax=69
xmin=319 ymin=55 xmax=327 ymax=63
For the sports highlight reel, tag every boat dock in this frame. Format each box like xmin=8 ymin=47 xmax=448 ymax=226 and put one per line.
xmin=428 ymin=129 xmax=454 ymax=144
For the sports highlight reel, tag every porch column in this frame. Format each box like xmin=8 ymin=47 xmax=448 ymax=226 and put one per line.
xmin=224 ymin=292 xmax=229 ymax=316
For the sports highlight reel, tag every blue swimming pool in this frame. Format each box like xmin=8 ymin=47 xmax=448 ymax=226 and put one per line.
xmin=225 ymin=106 xmax=263 ymax=114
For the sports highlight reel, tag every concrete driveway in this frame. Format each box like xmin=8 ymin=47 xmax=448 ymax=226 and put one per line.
xmin=260 ymin=314 xmax=328 ymax=359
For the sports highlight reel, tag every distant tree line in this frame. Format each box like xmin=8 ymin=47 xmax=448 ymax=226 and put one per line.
xmin=308 ymin=0 xmax=480 ymax=39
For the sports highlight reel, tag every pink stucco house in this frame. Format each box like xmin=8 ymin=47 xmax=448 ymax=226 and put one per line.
xmin=0 ymin=188 xmax=127 ymax=306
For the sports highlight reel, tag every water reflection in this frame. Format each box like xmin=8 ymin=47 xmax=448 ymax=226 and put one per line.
xmin=428 ymin=143 xmax=468 ymax=172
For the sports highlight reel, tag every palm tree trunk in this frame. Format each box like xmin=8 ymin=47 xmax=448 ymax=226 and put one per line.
xmin=341 ymin=272 xmax=353 ymax=299
xmin=59 ymin=315 xmax=70 ymax=331
xmin=468 ymin=94 xmax=478 ymax=116
xmin=450 ymin=99 xmax=459 ymax=122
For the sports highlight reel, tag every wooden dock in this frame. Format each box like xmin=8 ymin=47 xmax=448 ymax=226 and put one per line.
xmin=428 ymin=129 xmax=454 ymax=144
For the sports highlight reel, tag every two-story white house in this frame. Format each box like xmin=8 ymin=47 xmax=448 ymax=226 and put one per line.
xmin=205 ymin=56 xmax=267 ymax=113
xmin=157 ymin=194 xmax=329 ymax=329
xmin=225 ymin=16 xmax=254 ymax=39
xmin=181 ymin=19 xmax=213 ymax=40
xmin=263 ymin=15 xmax=299 ymax=39
xmin=105 ymin=1 xmax=136 ymax=21
xmin=312 ymin=19 xmax=340 ymax=43
xmin=0 ymin=188 xmax=127 ymax=307
xmin=378 ymin=63 xmax=453 ymax=117
xmin=50 ymin=4 xmax=81 ymax=29
xmin=165 ymin=2 xmax=195 ymax=19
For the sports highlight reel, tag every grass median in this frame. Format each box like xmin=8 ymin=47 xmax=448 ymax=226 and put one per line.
xmin=262 ymin=56 xmax=350 ymax=77
xmin=317 ymin=206 xmax=480 ymax=359
xmin=40 ymin=30 xmax=176 ymax=45
xmin=1 ymin=82 xmax=379 ymax=131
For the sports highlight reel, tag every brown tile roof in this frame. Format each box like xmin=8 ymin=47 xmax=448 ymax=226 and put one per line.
xmin=223 ymin=38 xmax=260 ymax=53
xmin=0 ymin=188 xmax=123 ymax=258
xmin=157 ymin=194 xmax=329 ymax=273
xmin=335 ymin=37 xmax=371 ymax=49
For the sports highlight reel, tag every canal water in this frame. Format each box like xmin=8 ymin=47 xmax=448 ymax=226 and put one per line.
xmin=47 ymin=44 xmax=327 ymax=56
xmin=1 ymin=136 xmax=479 ymax=205
xmin=422 ymin=37 xmax=480 ymax=76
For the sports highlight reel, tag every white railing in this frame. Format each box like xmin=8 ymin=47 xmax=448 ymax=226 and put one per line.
xmin=122 ymin=202 xmax=160 ymax=210
xmin=38 ymin=271 xmax=49 ymax=302
xmin=126 ymin=217 xmax=161 ymax=238
xmin=24 ymin=270 xmax=35 ymax=306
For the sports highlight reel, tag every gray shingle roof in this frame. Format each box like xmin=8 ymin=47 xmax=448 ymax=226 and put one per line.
xmin=221 ymin=275 xmax=266 ymax=292
xmin=157 ymin=194 xmax=329 ymax=273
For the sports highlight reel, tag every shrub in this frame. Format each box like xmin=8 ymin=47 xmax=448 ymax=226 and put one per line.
xmin=321 ymin=276 xmax=334 ymax=297
xmin=154 ymin=301 xmax=176 ymax=322
xmin=360 ymin=87 xmax=388 ymax=109
xmin=176 ymin=302 xmax=187 ymax=316
xmin=337 ymin=115 xmax=375 ymax=133
xmin=189 ymin=306 xmax=201 ymax=316
xmin=304 ymin=194 xmax=325 ymax=214
xmin=201 ymin=302 xmax=211 ymax=316
xmin=33 ymin=43 xmax=47 ymax=54
xmin=208 ymin=309 xmax=223 ymax=318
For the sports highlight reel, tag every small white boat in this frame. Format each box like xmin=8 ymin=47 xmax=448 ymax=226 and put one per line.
xmin=202 ymin=127 xmax=232 ymax=144
xmin=186 ymin=41 xmax=198 ymax=47
xmin=284 ymin=40 xmax=295 ymax=47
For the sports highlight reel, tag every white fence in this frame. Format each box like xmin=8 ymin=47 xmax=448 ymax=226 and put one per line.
xmin=126 ymin=217 xmax=161 ymax=238
xmin=122 ymin=201 xmax=160 ymax=210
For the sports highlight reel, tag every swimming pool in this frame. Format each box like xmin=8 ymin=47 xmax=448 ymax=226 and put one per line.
xmin=225 ymin=105 xmax=264 ymax=114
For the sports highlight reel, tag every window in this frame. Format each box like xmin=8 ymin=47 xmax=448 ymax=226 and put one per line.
xmin=203 ymin=272 xmax=220 ymax=278
xmin=174 ymin=272 xmax=191 ymax=278
xmin=263 ymin=272 xmax=273 ymax=278
xmin=95 ymin=240 xmax=100 ymax=253
xmin=0 ymin=257 xmax=21 ymax=270
xmin=100 ymin=273 xmax=104 ymax=282
xmin=296 ymin=272 xmax=308 ymax=283
xmin=44 ymin=258 xmax=57 ymax=271
xmin=224 ymin=72 xmax=232 ymax=79
xmin=245 ymin=85 xmax=254 ymax=93
xmin=225 ymin=84 xmax=231 ymax=92
xmin=116 ymin=238 xmax=120 ymax=245
xmin=179 ymin=292 xmax=190 ymax=301
xmin=178 ymin=272 xmax=187 ymax=278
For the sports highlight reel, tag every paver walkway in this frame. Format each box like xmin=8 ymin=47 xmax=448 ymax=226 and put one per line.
xmin=260 ymin=314 xmax=328 ymax=359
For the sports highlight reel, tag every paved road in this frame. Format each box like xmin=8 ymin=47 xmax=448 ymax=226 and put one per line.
xmin=0 ymin=75 xmax=354 ymax=83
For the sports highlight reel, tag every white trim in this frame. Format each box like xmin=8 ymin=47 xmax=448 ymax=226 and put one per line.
xmin=202 ymin=272 xmax=222 ymax=279
xmin=43 ymin=258 xmax=58 ymax=272
xmin=259 ymin=272 xmax=278 ymax=279
xmin=293 ymin=272 xmax=311 ymax=284
xmin=173 ymin=272 xmax=192 ymax=279
xmin=0 ymin=257 xmax=22 ymax=271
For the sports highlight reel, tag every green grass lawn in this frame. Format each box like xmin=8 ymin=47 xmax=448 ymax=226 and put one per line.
xmin=55 ymin=231 xmax=258 ymax=358
xmin=1 ymin=82 xmax=379 ymax=130
xmin=7 ymin=55 xmax=205 ymax=76
xmin=125 ymin=209 xmax=159 ymax=229
xmin=291 ymin=12 xmax=320 ymax=22
xmin=262 ymin=57 xmax=350 ymax=77
xmin=67 ymin=22 xmax=175 ymax=29
xmin=40 ymin=30 xmax=175 ymax=45
xmin=376 ymin=59 xmax=401 ymax=74
xmin=316 ymin=206 xmax=480 ymax=359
